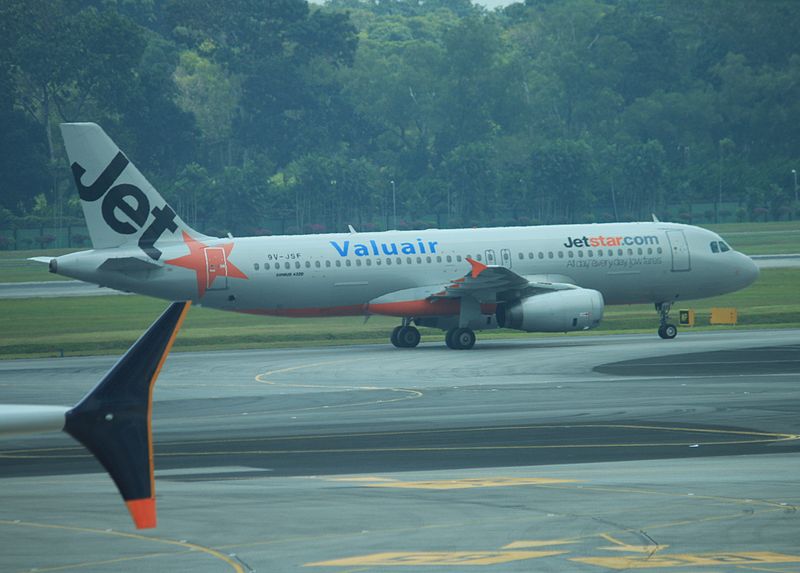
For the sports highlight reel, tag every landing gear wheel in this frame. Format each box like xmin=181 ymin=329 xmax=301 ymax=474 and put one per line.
xmin=390 ymin=326 xmax=403 ymax=348
xmin=445 ymin=328 xmax=456 ymax=349
xmin=398 ymin=326 xmax=421 ymax=348
xmin=658 ymin=324 xmax=678 ymax=339
xmin=656 ymin=302 xmax=677 ymax=340
xmin=447 ymin=327 xmax=476 ymax=350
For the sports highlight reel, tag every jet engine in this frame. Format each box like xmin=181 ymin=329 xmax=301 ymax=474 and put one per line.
xmin=496 ymin=288 xmax=604 ymax=332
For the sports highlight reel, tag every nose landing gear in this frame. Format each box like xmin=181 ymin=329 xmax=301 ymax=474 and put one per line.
xmin=656 ymin=302 xmax=678 ymax=339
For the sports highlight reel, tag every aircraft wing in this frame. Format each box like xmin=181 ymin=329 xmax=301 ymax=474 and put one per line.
xmin=367 ymin=259 xmax=577 ymax=316
xmin=0 ymin=301 xmax=190 ymax=529
xmin=430 ymin=258 xmax=577 ymax=302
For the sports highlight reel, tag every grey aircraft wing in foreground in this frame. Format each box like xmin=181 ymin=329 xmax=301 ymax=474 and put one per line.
xmin=0 ymin=302 xmax=190 ymax=529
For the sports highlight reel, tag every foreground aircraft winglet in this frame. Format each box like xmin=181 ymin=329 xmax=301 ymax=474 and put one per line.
xmin=0 ymin=301 xmax=190 ymax=529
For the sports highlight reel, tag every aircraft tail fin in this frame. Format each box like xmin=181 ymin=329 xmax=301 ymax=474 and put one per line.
xmin=60 ymin=123 xmax=207 ymax=259
xmin=63 ymin=301 xmax=190 ymax=529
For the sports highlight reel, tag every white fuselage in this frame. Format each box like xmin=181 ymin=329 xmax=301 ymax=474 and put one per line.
xmin=54 ymin=222 xmax=759 ymax=319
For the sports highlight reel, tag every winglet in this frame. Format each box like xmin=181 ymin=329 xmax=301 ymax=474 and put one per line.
xmin=466 ymin=257 xmax=488 ymax=279
xmin=126 ymin=498 xmax=157 ymax=529
xmin=63 ymin=301 xmax=190 ymax=529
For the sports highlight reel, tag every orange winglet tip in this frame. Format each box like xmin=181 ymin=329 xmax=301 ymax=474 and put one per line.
xmin=126 ymin=498 xmax=157 ymax=529
xmin=466 ymin=257 xmax=488 ymax=278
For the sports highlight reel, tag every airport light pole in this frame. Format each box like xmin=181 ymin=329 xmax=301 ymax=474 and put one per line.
xmin=391 ymin=179 xmax=396 ymax=229
xmin=792 ymin=169 xmax=798 ymax=203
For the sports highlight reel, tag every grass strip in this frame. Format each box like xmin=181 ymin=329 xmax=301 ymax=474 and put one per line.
xmin=1 ymin=268 xmax=797 ymax=359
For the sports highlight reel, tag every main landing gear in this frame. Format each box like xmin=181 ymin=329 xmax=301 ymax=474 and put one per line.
xmin=390 ymin=321 xmax=421 ymax=348
xmin=656 ymin=302 xmax=678 ymax=339
xmin=445 ymin=327 xmax=476 ymax=350
xmin=389 ymin=321 xmax=477 ymax=350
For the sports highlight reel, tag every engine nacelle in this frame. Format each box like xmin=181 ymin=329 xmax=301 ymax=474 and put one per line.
xmin=496 ymin=289 xmax=604 ymax=332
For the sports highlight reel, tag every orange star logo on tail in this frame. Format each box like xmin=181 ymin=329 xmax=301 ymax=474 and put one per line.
xmin=165 ymin=231 xmax=248 ymax=298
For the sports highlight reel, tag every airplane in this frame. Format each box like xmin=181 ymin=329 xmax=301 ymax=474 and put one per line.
xmin=35 ymin=123 xmax=760 ymax=349
xmin=0 ymin=301 xmax=190 ymax=529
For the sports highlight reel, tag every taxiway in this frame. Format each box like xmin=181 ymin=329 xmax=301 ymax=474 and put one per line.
xmin=1 ymin=330 xmax=799 ymax=572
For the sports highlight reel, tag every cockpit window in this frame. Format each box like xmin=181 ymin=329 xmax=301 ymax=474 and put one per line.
xmin=719 ymin=241 xmax=730 ymax=252
xmin=710 ymin=241 xmax=719 ymax=253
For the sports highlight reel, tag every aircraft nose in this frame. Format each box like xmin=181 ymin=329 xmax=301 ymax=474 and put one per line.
xmin=736 ymin=254 xmax=760 ymax=288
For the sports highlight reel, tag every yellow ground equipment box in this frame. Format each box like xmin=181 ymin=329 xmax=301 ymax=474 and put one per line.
xmin=679 ymin=309 xmax=695 ymax=327
xmin=710 ymin=307 xmax=738 ymax=325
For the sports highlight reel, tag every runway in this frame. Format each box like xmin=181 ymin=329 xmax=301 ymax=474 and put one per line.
xmin=1 ymin=330 xmax=799 ymax=571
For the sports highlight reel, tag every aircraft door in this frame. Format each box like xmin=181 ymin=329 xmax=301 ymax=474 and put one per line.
xmin=500 ymin=248 xmax=512 ymax=268
xmin=204 ymin=247 xmax=229 ymax=290
xmin=666 ymin=230 xmax=691 ymax=272
xmin=485 ymin=250 xmax=497 ymax=265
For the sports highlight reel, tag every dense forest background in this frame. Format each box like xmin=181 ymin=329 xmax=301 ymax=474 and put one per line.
xmin=1 ymin=0 xmax=799 ymax=245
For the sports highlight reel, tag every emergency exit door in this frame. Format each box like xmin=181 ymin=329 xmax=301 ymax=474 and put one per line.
xmin=500 ymin=248 xmax=512 ymax=268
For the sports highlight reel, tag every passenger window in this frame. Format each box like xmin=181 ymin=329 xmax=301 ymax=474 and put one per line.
xmin=647 ymin=248 xmax=652 ymax=255
xmin=335 ymin=260 xmax=341 ymax=267
xmin=407 ymin=257 xmax=413 ymax=264
xmin=617 ymin=249 xmax=623 ymax=256
xmin=265 ymin=263 xmax=270 ymax=270
xmin=597 ymin=250 xmax=602 ymax=257
xmin=315 ymin=261 xmax=321 ymax=268
xmin=446 ymin=255 xmax=452 ymax=263
xmin=325 ymin=260 xmax=331 ymax=268
xmin=436 ymin=256 xmax=442 ymax=263
xmin=254 ymin=263 xmax=260 ymax=270
xmin=293 ymin=261 xmax=299 ymax=269
xmin=587 ymin=250 xmax=593 ymax=258
xmin=366 ymin=259 xmax=371 ymax=266
xmin=305 ymin=261 xmax=310 ymax=268
xmin=530 ymin=252 xmax=536 ymax=259
xmin=548 ymin=251 xmax=554 ymax=259
xmin=397 ymin=257 xmax=402 ymax=264
xmin=657 ymin=247 xmax=663 ymax=254
xmin=346 ymin=260 xmax=352 ymax=267
xmin=475 ymin=254 xmax=482 ymax=262
xmin=376 ymin=258 xmax=381 ymax=265
xmin=386 ymin=258 xmax=392 ymax=265
xmin=426 ymin=256 xmax=432 ymax=263
xmin=518 ymin=252 xmax=524 ymax=260
xmin=416 ymin=257 xmax=422 ymax=264
xmin=356 ymin=259 xmax=362 ymax=266
xmin=537 ymin=252 xmax=543 ymax=259
xmin=568 ymin=251 xmax=574 ymax=258
xmin=285 ymin=262 xmax=291 ymax=269
xmin=627 ymin=248 xmax=633 ymax=256
xmin=578 ymin=251 xmax=583 ymax=258
xmin=608 ymin=249 xmax=613 ymax=257
xmin=558 ymin=251 xmax=564 ymax=258
xmin=719 ymin=242 xmax=730 ymax=252
xmin=637 ymin=248 xmax=643 ymax=255
xmin=456 ymin=255 xmax=462 ymax=262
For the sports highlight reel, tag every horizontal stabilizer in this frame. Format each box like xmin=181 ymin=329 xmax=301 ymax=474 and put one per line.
xmin=98 ymin=256 xmax=163 ymax=273
xmin=63 ymin=301 xmax=190 ymax=528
